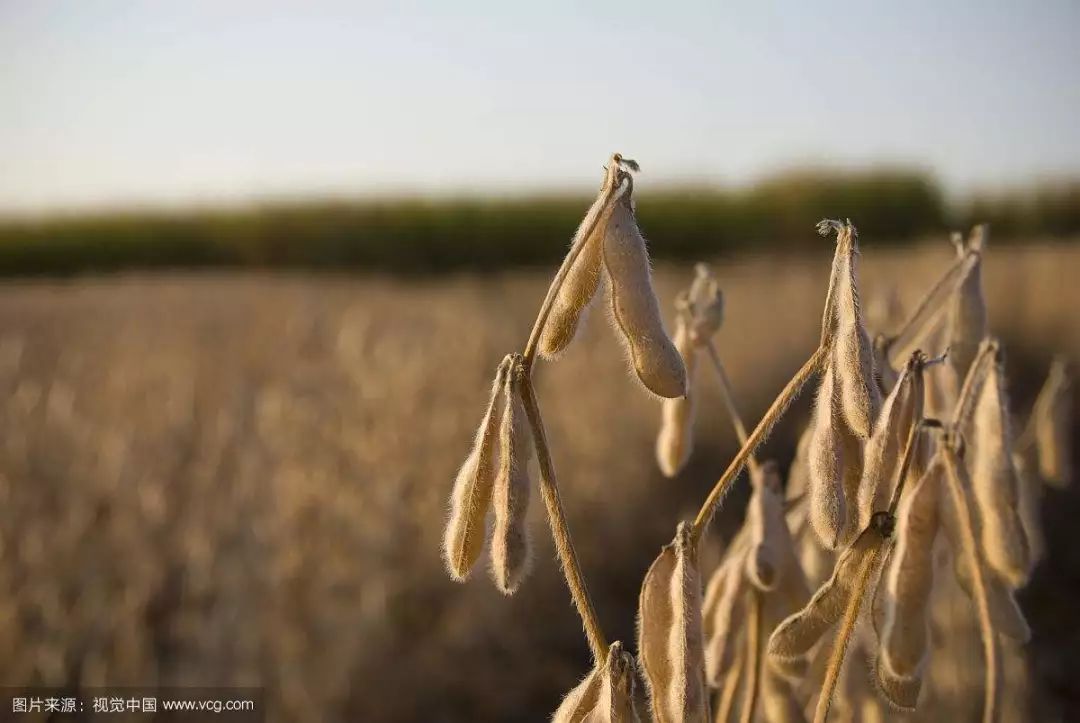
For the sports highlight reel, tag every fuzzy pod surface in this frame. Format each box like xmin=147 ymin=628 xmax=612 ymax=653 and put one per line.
xmin=538 ymin=199 xmax=614 ymax=360
xmin=808 ymin=362 xmax=847 ymax=549
xmin=857 ymin=359 xmax=923 ymax=530
xmin=970 ymin=349 xmax=1030 ymax=588
xmin=829 ymin=221 xmax=881 ymax=439
xmin=490 ymin=361 xmax=535 ymax=594
xmin=552 ymin=642 xmax=639 ymax=723
xmin=638 ymin=523 xmax=709 ymax=723
xmin=767 ymin=524 xmax=885 ymax=660
xmin=877 ymin=457 xmax=940 ymax=711
xmin=603 ymin=192 xmax=687 ymax=399
xmin=656 ymin=314 xmax=697 ymax=477
xmin=442 ymin=357 xmax=510 ymax=581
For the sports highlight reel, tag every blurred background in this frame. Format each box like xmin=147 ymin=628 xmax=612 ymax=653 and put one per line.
xmin=0 ymin=2 xmax=1077 ymax=721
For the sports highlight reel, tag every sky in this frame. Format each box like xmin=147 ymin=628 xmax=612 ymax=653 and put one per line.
xmin=1 ymin=0 xmax=1079 ymax=215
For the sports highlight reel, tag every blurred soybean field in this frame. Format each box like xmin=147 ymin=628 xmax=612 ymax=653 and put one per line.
xmin=0 ymin=168 xmax=1078 ymax=276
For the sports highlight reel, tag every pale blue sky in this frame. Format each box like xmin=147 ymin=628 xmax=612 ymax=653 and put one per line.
xmin=2 ymin=1 xmax=1078 ymax=215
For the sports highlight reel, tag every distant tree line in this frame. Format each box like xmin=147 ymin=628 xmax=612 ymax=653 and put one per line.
xmin=0 ymin=169 xmax=1076 ymax=276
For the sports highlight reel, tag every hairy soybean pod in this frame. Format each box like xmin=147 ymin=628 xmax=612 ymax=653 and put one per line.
xmin=603 ymin=192 xmax=687 ymax=399
xmin=638 ymin=523 xmax=709 ymax=723
xmin=830 ymin=221 xmax=881 ymax=439
xmin=552 ymin=642 xmax=639 ymax=723
xmin=490 ymin=360 xmax=535 ymax=595
xmin=857 ymin=358 xmax=923 ymax=530
xmin=538 ymin=201 xmax=614 ymax=360
xmin=442 ymin=356 xmax=510 ymax=581
xmin=970 ymin=347 xmax=1030 ymax=588
xmin=808 ymin=363 xmax=846 ymax=549
xmin=656 ymin=315 xmax=697 ymax=477
xmin=877 ymin=459 xmax=940 ymax=711
xmin=767 ymin=525 xmax=884 ymax=661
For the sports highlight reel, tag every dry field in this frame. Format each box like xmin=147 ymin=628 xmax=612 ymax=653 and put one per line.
xmin=0 ymin=239 xmax=1076 ymax=722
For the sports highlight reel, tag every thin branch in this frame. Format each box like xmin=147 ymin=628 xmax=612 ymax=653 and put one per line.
xmin=941 ymin=440 xmax=998 ymax=723
xmin=518 ymin=376 xmax=607 ymax=661
xmin=704 ymin=341 xmax=760 ymax=475
xmin=690 ymin=344 xmax=828 ymax=547
xmin=813 ymin=535 xmax=885 ymax=723
xmin=739 ymin=588 xmax=764 ymax=723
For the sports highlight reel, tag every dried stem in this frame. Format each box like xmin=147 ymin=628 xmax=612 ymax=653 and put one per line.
xmin=941 ymin=441 xmax=998 ymax=723
xmin=522 ymin=156 xmax=629 ymax=371
xmin=691 ymin=344 xmax=828 ymax=547
xmin=813 ymin=539 xmax=884 ymax=723
xmin=739 ymin=588 xmax=764 ymax=723
xmin=704 ymin=341 xmax=760 ymax=475
xmin=518 ymin=376 xmax=607 ymax=661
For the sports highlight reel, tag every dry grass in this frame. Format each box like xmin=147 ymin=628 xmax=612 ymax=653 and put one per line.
xmin=0 ymin=240 xmax=1076 ymax=722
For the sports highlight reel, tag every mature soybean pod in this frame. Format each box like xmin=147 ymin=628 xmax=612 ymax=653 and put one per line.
xmin=490 ymin=362 xmax=535 ymax=595
xmin=442 ymin=357 xmax=510 ymax=581
xmin=603 ymin=193 xmax=687 ymax=399
xmin=656 ymin=315 xmax=697 ymax=477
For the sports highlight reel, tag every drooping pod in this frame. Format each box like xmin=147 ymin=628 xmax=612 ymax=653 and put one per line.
xmin=1032 ymin=357 xmax=1073 ymax=488
xmin=552 ymin=641 xmax=640 ymax=723
xmin=969 ymin=344 xmax=1030 ymax=588
xmin=490 ymin=357 xmax=535 ymax=594
xmin=442 ymin=356 xmax=511 ymax=580
xmin=603 ymin=189 xmax=687 ymax=399
xmin=538 ymin=189 xmax=618 ymax=359
xmin=637 ymin=522 xmax=709 ymax=723
xmin=767 ymin=524 xmax=885 ymax=661
xmin=857 ymin=354 xmax=924 ymax=530
xmin=946 ymin=227 xmax=988 ymax=383
xmin=822 ymin=219 xmax=881 ymax=439
xmin=656 ymin=311 xmax=697 ymax=477
xmin=876 ymin=456 xmax=941 ymax=711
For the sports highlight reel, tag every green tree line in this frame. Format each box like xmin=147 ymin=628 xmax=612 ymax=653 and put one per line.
xmin=0 ymin=169 xmax=1076 ymax=276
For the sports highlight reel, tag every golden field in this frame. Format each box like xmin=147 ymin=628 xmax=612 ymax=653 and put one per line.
xmin=0 ymin=239 xmax=1076 ymax=722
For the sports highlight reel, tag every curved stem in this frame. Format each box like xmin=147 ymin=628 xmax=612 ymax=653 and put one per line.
xmin=691 ymin=345 xmax=828 ymax=547
xmin=739 ymin=588 xmax=764 ymax=723
xmin=518 ymin=375 xmax=608 ymax=662
xmin=704 ymin=342 xmax=760 ymax=476
xmin=941 ymin=443 xmax=998 ymax=723
xmin=813 ymin=536 xmax=884 ymax=723
xmin=521 ymin=158 xmax=626 ymax=370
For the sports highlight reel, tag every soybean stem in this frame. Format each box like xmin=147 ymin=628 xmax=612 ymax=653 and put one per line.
xmin=813 ymin=536 xmax=885 ymax=723
xmin=691 ymin=345 xmax=828 ymax=547
xmin=704 ymin=341 xmax=760 ymax=475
